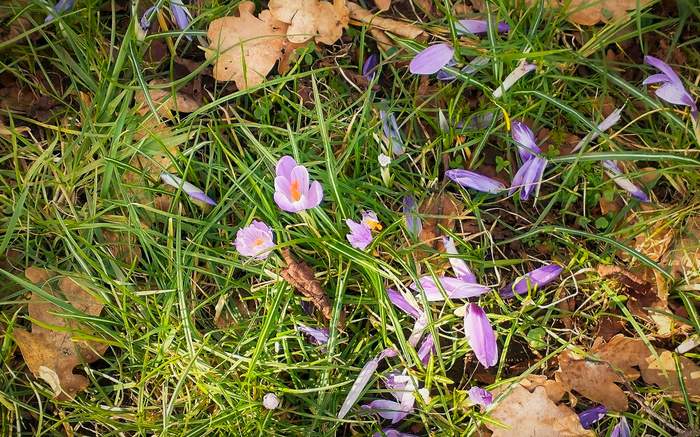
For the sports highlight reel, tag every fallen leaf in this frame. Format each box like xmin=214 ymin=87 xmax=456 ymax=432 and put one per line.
xmin=347 ymin=2 xmax=424 ymax=40
xmin=102 ymin=225 xmax=142 ymax=266
xmin=375 ymin=0 xmax=391 ymax=11
xmin=663 ymin=216 xmax=700 ymax=283
xmin=13 ymin=268 xmax=108 ymax=400
xmin=135 ymin=78 xmax=202 ymax=118
xmin=526 ymin=0 xmax=654 ymax=25
xmin=269 ymin=0 xmax=349 ymax=45
xmin=0 ymin=120 xmax=30 ymax=137
xmin=205 ymin=1 xmax=291 ymax=90
xmin=417 ymin=193 xmax=464 ymax=251
xmin=556 ymin=349 xmax=628 ymax=411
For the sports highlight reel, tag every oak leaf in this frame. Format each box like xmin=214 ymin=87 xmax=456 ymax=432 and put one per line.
xmin=527 ymin=0 xmax=654 ymax=25
xmin=269 ymin=0 xmax=349 ymax=45
xmin=556 ymin=349 xmax=628 ymax=411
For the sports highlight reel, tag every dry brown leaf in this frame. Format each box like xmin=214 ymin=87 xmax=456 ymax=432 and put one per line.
xmin=13 ymin=268 xmax=108 ymax=400
xmin=0 ymin=120 xmax=30 ymax=137
xmin=519 ymin=375 xmax=567 ymax=403
xmin=663 ymin=216 xmax=700 ymax=282
xmin=417 ymin=193 xmax=463 ymax=251
xmin=134 ymin=78 xmax=202 ymax=118
xmin=206 ymin=1 xmax=291 ymax=90
xmin=375 ymin=0 xmax=391 ymax=11
xmin=556 ymin=349 xmax=628 ymax=411
xmin=269 ymin=0 xmax=349 ymax=45
xmin=526 ymin=0 xmax=654 ymax=25
xmin=487 ymin=385 xmax=594 ymax=437
xmin=347 ymin=2 xmax=424 ymax=40
xmin=102 ymin=228 xmax=142 ymax=266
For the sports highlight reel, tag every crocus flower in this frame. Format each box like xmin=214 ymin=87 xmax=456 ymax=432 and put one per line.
xmin=492 ymin=60 xmax=536 ymax=99
xmin=445 ymin=169 xmax=506 ymax=194
xmin=140 ymin=6 xmax=159 ymax=31
xmin=386 ymin=288 xmax=422 ymax=319
xmin=410 ymin=276 xmax=490 ymax=301
xmin=464 ymin=303 xmax=498 ymax=368
xmin=373 ymin=429 xmax=419 ymax=437
xmin=160 ymin=173 xmax=217 ymax=206
xmin=455 ymin=19 xmax=510 ymax=35
xmin=346 ymin=218 xmax=373 ymax=250
xmin=263 ymin=393 xmax=280 ymax=409
xmin=443 ymin=236 xmax=477 ymax=283
xmin=500 ymin=264 xmax=564 ymax=299
xmin=611 ymin=416 xmax=630 ymax=437
xmin=273 ymin=155 xmax=323 ymax=212
xmin=467 ymin=386 xmax=493 ymax=407
xmin=362 ymin=211 xmax=382 ymax=230
xmin=572 ymin=108 xmax=624 ymax=153
xmin=362 ymin=371 xmax=425 ymax=424
xmin=437 ymin=56 xmax=490 ymax=82
xmin=417 ymin=333 xmax=436 ymax=365
xmin=234 ymin=220 xmax=275 ymax=260
xmin=602 ymin=160 xmax=650 ymax=202
xmin=578 ymin=405 xmax=608 ymax=429
xmin=297 ymin=324 xmax=329 ymax=346
xmin=409 ymin=43 xmax=455 ymax=75
xmin=45 ymin=0 xmax=76 ymax=22
xmin=380 ymin=109 xmax=405 ymax=155
xmin=402 ymin=196 xmax=422 ymax=235
xmin=170 ymin=0 xmax=193 ymax=41
xmin=363 ymin=53 xmax=379 ymax=82
xmin=643 ymin=56 xmax=698 ymax=121
xmin=508 ymin=121 xmax=546 ymax=201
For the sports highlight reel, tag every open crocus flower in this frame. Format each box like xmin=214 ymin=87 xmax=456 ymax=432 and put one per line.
xmin=445 ymin=169 xmax=506 ymax=194
xmin=409 ymin=43 xmax=455 ymax=75
xmin=601 ymin=160 xmax=650 ymax=202
xmin=160 ymin=173 xmax=217 ymax=206
xmin=346 ymin=218 xmax=373 ymax=250
xmin=500 ymin=264 xmax=564 ymax=299
xmin=337 ymin=348 xmax=396 ymax=419
xmin=274 ymin=156 xmax=323 ymax=212
xmin=373 ymin=429 xmax=419 ymax=437
xmin=362 ymin=211 xmax=382 ymax=230
xmin=643 ymin=56 xmax=698 ymax=121
xmin=363 ymin=53 xmax=379 ymax=82
xmin=467 ymin=386 xmax=493 ymax=407
xmin=464 ymin=303 xmax=498 ymax=368
xmin=611 ymin=416 xmax=630 ymax=437
xmin=402 ymin=196 xmax=422 ymax=235
xmin=263 ymin=393 xmax=280 ymax=410
xmin=379 ymin=109 xmax=405 ymax=155
xmin=234 ymin=220 xmax=275 ymax=260
xmin=572 ymin=108 xmax=624 ymax=153
xmin=509 ymin=121 xmax=546 ymax=201
xmin=578 ymin=405 xmax=608 ymax=429
xmin=456 ymin=19 xmax=510 ymax=35
xmin=45 ymin=0 xmax=76 ymax=22
xmin=493 ymin=60 xmax=536 ymax=99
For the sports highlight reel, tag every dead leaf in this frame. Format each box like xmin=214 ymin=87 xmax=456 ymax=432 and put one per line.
xmin=0 ymin=120 xmax=30 ymax=137
xmin=556 ymin=349 xmax=628 ymax=411
xmin=269 ymin=0 xmax=349 ymax=45
xmin=13 ymin=268 xmax=108 ymax=400
xmin=663 ymin=216 xmax=700 ymax=282
xmin=205 ymin=2 xmax=291 ymax=90
xmin=487 ymin=385 xmax=594 ymax=437
xmin=347 ymin=2 xmax=424 ymax=40
xmin=526 ymin=0 xmax=654 ymax=25
xmin=417 ymin=193 xmax=463 ymax=251
xmin=375 ymin=0 xmax=391 ymax=11
xmin=102 ymin=228 xmax=142 ymax=266
xmin=134 ymin=78 xmax=202 ymax=118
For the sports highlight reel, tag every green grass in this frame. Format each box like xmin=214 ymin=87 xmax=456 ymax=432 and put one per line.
xmin=1 ymin=0 xmax=700 ymax=435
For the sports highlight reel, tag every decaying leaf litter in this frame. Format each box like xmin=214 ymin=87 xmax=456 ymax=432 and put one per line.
xmin=1 ymin=0 xmax=700 ymax=435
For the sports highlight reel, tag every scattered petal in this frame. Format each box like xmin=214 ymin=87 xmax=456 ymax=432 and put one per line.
xmin=572 ymin=108 xmax=624 ymax=153
xmin=500 ymin=264 xmax=564 ymax=299
xmin=417 ymin=333 xmax=436 ymax=365
xmin=378 ymin=153 xmax=391 ymax=167
xmin=493 ymin=61 xmax=536 ymax=100
xmin=464 ymin=303 xmax=498 ymax=368
xmin=338 ymin=357 xmax=379 ymax=419
xmin=234 ymin=220 xmax=276 ymax=260
xmin=578 ymin=405 xmax=608 ymax=429
xmin=170 ymin=0 xmax=193 ymax=40
xmin=456 ymin=19 xmax=510 ymax=35
xmin=445 ymin=169 xmax=506 ymax=194
xmin=468 ymin=386 xmax=493 ymax=407
xmin=297 ymin=324 xmax=329 ymax=346
xmin=509 ymin=156 xmax=547 ymax=200
xmin=363 ymin=399 xmax=409 ymax=423
xmin=140 ymin=6 xmax=159 ymax=31
xmin=409 ymin=43 xmax=455 ymax=75
xmin=160 ymin=173 xmax=217 ymax=206
xmin=442 ymin=236 xmax=477 ymax=283
xmin=602 ymin=160 xmax=650 ymax=202
xmin=263 ymin=393 xmax=280 ymax=409
xmin=386 ymin=288 xmax=422 ymax=319
xmin=363 ymin=53 xmax=379 ymax=82
xmin=411 ymin=276 xmax=490 ymax=301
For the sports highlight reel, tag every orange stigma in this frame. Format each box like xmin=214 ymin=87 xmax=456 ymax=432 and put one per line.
xmin=253 ymin=238 xmax=264 ymax=246
xmin=365 ymin=220 xmax=382 ymax=231
xmin=290 ymin=179 xmax=301 ymax=201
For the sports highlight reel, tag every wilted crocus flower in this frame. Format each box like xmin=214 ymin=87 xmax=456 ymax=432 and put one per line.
xmin=455 ymin=19 xmax=510 ymax=35
xmin=500 ymin=264 xmax=564 ymax=299
xmin=602 ymin=160 xmax=650 ymax=202
xmin=578 ymin=405 xmax=608 ymax=429
xmin=386 ymin=288 xmax=422 ymax=319
xmin=379 ymin=109 xmax=405 ymax=156
xmin=409 ymin=43 xmax=455 ymax=75
xmin=346 ymin=218 xmax=373 ymax=250
xmin=643 ymin=56 xmax=698 ymax=121
xmin=140 ymin=6 xmax=159 ymax=31
xmin=297 ymin=324 xmax=329 ymax=346
xmin=417 ymin=333 xmax=437 ymax=365
xmin=402 ymin=196 xmax=422 ymax=235
xmin=363 ymin=53 xmax=379 ymax=82
xmin=493 ymin=60 xmax=536 ymax=99
xmin=410 ymin=276 xmax=490 ymax=301
xmin=274 ymin=155 xmax=323 ymax=212
xmin=445 ymin=169 xmax=506 ymax=194
xmin=464 ymin=303 xmax=498 ymax=368
xmin=170 ymin=0 xmax=193 ymax=41
xmin=234 ymin=220 xmax=275 ymax=260
xmin=611 ymin=416 xmax=630 ymax=437
xmin=511 ymin=120 xmax=540 ymax=161
xmin=263 ymin=393 xmax=280 ymax=409
xmin=467 ymin=386 xmax=493 ymax=407
xmin=509 ymin=121 xmax=546 ymax=201
xmin=373 ymin=429 xmax=419 ymax=437
xmin=160 ymin=173 xmax=217 ymax=206
xmin=443 ymin=236 xmax=477 ymax=283
xmin=45 ymin=0 xmax=76 ymax=23
xmin=572 ymin=108 xmax=624 ymax=153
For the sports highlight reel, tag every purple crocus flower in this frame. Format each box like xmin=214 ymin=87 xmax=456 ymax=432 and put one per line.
xmin=442 ymin=236 xmax=477 ymax=283
xmin=611 ymin=416 xmax=630 ymax=437
xmin=402 ymin=196 xmax=422 ymax=235
xmin=160 ymin=173 xmax=217 ymax=206
xmin=170 ymin=0 xmax=193 ymax=41
xmin=297 ymin=324 xmax=329 ymax=346
xmin=578 ymin=405 xmax=608 ymax=429
xmin=379 ymin=109 xmax=405 ymax=156
xmin=363 ymin=53 xmax=379 ymax=82
xmin=346 ymin=218 xmax=373 ymax=250
xmin=500 ymin=264 xmax=564 ymax=299
xmin=509 ymin=121 xmax=546 ymax=201
xmin=511 ymin=120 xmax=541 ymax=161
xmin=373 ymin=429 xmax=419 ymax=437
xmin=263 ymin=393 xmax=280 ymax=409
xmin=409 ymin=43 xmax=455 ymax=75
xmin=445 ymin=169 xmax=506 ymax=194
xmin=455 ymin=19 xmax=510 ymax=35
xmin=467 ymin=386 xmax=493 ymax=407
xmin=140 ymin=6 xmax=159 ymax=31
xmin=410 ymin=276 xmax=490 ymax=301
xmin=493 ymin=61 xmax=536 ymax=99
xmin=437 ymin=56 xmax=490 ymax=81
xmin=572 ymin=108 xmax=624 ymax=153
xmin=386 ymin=288 xmax=422 ymax=319
xmin=643 ymin=56 xmax=698 ymax=120
xmin=234 ymin=220 xmax=275 ymax=260
xmin=273 ymin=156 xmax=323 ymax=212
xmin=45 ymin=0 xmax=76 ymax=23
xmin=464 ymin=303 xmax=498 ymax=368
xmin=417 ymin=333 xmax=437 ymax=365
xmin=601 ymin=160 xmax=650 ymax=202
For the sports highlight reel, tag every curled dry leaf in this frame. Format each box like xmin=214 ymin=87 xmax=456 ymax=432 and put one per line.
xmin=205 ymin=1 xmax=291 ymax=90
xmin=134 ymin=78 xmax=202 ymax=118
xmin=13 ymin=268 xmax=108 ymax=400
xmin=374 ymin=0 xmax=391 ymax=11
xmin=347 ymin=2 xmax=424 ymax=40
xmin=526 ymin=0 xmax=654 ymax=25
xmin=269 ymin=0 xmax=349 ymax=45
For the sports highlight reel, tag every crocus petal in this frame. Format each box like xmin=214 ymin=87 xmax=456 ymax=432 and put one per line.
xmin=234 ymin=220 xmax=276 ymax=260
xmin=363 ymin=400 xmax=409 ymax=424
xmin=140 ymin=6 xmax=158 ymax=31
xmin=500 ymin=264 xmax=564 ymax=299
xmin=437 ymin=60 xmax=458 ymax=81
xmin=445 ymin=169 xmax=506 ymax=194
xmin=417 ymin=333 xmax=436 ymax=365
xmin=386 ymin=288 xmax=422 ymax=319
xmin=611 ymin=417 xmax=630 ymax=437
xmin=45 ymin=0 xmax=76 ymax=22
xmin=467 ymin=386 xmax=493 ymax=407
xmin=297 ymin=324 xmax=330 ymax=346
xmin=511 ymin=120 xmax=541 ymax=161
xmin=338 ymin=357 xmax=379 ymax=419
xmin=170 ymin=0 xmax=193 ymax=40
xmin=571 ymin=107 xmax=624 ymax=153
xmin=464 ymin=303 xmax=498 ymax=368
xmin=493 ymin=61 xmax=536 ymax=100
xmin=602 ymin=160 xmax=650 ymax=202
xmin=363 ymin=53 xmax=379 ymax=82
xmin=411 ymin=276 xmax=490 ymax=301
xmin=346 ymin=219 xmax=373 ymax=250
xmin=403 ymin=196 xmax=423 ymax=235
xmin=655 ymin=82 xmax=697 ymax=108
xmin=410 ymin=44 xmax=455 ymax=75
xmin=642 ymin=73 xmax=670 ymax=86
xmin=644 ymin=56 xmax=698 ymax=115
xmin=644 ymin=56 xmax=683 ymax=86
xmin=455 ymin=19 xmax=509 ymax=35
xmin=263 ymin=393 xmax=280 ymax=409
xmin=442 ymin=236 xmax=477 ymax=283
xmin=160 ymin=173 xmax=217 ymax=206
xmin=276 ymin=155 xmax=298 ymax=180
xmin=509 ymin=156 xmax=546 ymax=200
xmin=408 ymin=312 xmax=428 ymax=347
xmin=438 ymin=57 xmax=490 ymax=81
xmin=305 ymin=180 xmax=324 ymax=208
xmin=578 ymin=405 xmax=608 ymax=429
xmin=373 ymin=428 xmax=420 ymax=437
xmin=380 ymin=110 xmax=405 ymax=156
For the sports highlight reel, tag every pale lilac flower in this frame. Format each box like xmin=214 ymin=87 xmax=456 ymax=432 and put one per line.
xmin=45 ymin=0 xmax=76 ymax=22
xmin=263 ymin=393 xmax=280 ymax=409
xmin=511 ymin=120 xmax=541 ymax=161
xmin=373 ymin=428 xmax=419 ymax=437
xmin=379 ymin=109 xmax=405 ymax=155
xmin=643 ymin=56 xmax=698 ymax=120
xmin=409 ymin=43 xmax=455 ymax=75
xmin=363 ymin=53 xmax=379 ymax=82
xmin=417 ymin=333 xmax=436 ymax=365
xmin=160 ymin=173 xmax=217 ymax=206
xmin=402 ymin=196 xmax=422 ymax=235
xmin=346 ymin=218 xmax=373 ymax=250
xmin=509 ymin=156 xmax=547 ymax=200
xmin=338 ymin=357 xmax=380 ymax=419
xmin=363 ymin=371 xmax=423 ymax=424
xmin=170 ymin=0 xmax=193 ymax=41
xmin=410 ymin=276 xmax=490 ymax=301
xmin=611 ymin=416 xmax=630 ymax=437
xmin=273 ymin=156 xmax=323 ymax=212
xmin=140 ymin=6 xmax=159 ymax=31
xmin=443 ymin=236 xmax=477 ymax=283
xmin=445 ymin=169 xmax=506 ymax=194
xmin=602 ymin=160 xmax=650 ymax=202
xmin=456 ymin=19 xmax=510 ymax=35
xmin=578 ymin=405 xmax=608 ymax=429
xmin=493 ymin=61 xmax=536 ymax=99
xmin=572 ymin=108 xmax=624 ymax=153
xmin=297 ymin=324 xmax=329 ymax=346
xmin=467 ymin=386 xmax=493 ymax=407
xmin=386 ymin=288 xmax=422 ymax=319
xmin=362 ymin=210 xmax=382 ymax=230
xmin=500 ymin=264 xmax=564 ymax=299
xmin=464 ymin=303 xmax=498 ymax=368
xmin=234 ymin=220 xmax=275 ymax=260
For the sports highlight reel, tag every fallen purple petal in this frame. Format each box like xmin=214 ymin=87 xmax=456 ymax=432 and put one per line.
xmin=45 ymin=0 xmax=76 ymax=22
xmin=511 ymin=120 xmax=541 ymax=161
xmin=468 ymin=386 xmax=493 ymax=407
xmin=493 ymin=61 xmax=536 ymax=99
xmin=411 ymin=276 xmax=490 ymax=301
xmin=403 ymin=196 xmax=422 ymax=235
xmin=363 ymin=53 xmax=379 ymax=82
xmin=456 ymin=19 xmax=510 ymax=35
xmin=578 ymin=405 xmax=608 ymax=429
xmin=611 ymin=416 xmax=630 ymax=437
xmin=602 ymin=160 xmax=650 ymax=202
xmin=417 ymin=333 xmax=436 ymax=365
xmin=572 ymin=108 xmax=624 ymax=153
xmin=338 ymin=357 xmax=379 ymax=419
xmin=140 ymin=6 xmax=159 ymax=31
xmin=297 ymin=324 xmax=330 ymax=346
xmin=386 ymin=288 xmax=422 ymax=319
xmin=409 ymin=43 xmax=455 ymax=75
xmin=464 ymin=303 xmax=498 ymax=368
xmin=500 ymin=264 xmax=564 ymax=299
xmin=161 ymin=173 xmax=217 ymax=206
xmin=437 ymin=56 xmax=490 ymax=81
xmin=445 ymin=169 xmax=506 ymax=194
xmin=170 ymin=0 xmax=193 ymax=41
xmin=442 ymin=236 xmax=477 ymax=283
xmin=509 ymin=155 xmax=546 ymax=201
xmin=373 ymin=429 xmax=419 ymax=437
xmin=363 ymin=399 xmax=409 ymax=424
